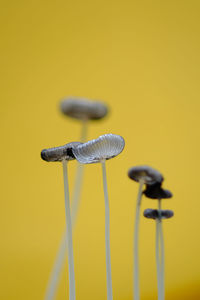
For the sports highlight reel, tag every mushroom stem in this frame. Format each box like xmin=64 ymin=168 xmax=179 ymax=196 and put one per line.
xmin=101 ymin=160 xmax=113 ymax=300
xmin=80 ymin=119 xmax=88 ymax=142
xmin=158 ymin=200 xmax=165 ymax=300
xmin=44 ymin=163 xmax=85 ymax=300
xmin=133 ymin=179 xmax=144 ymax=300
xmin=70 ymin=119 xmax=87 ymax=222
xmin=44 ymin=124 xmax=87 ymax=300
xmin=62 ymin=160 xmax=76 ymax=300
xmin=44 ymin=233 xmax=67 ymax=300
xmin=156 ymin=219 xmax=161 ymax=300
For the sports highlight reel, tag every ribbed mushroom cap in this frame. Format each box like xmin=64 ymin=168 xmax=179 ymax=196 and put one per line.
xmin=41 ymin=142 xmax=81 ymax=162
xmin=143 ymin=208 xmax=174 ymax=220
xmin=72 ymin=134 xmax=125 ymax=164
xmin=143 ymin=182 xmax=173 ymax=199
xmin=60 ymin=97 xmax=108 ymax=120
xmin=128 ymin=165 xmax=163 ymax=185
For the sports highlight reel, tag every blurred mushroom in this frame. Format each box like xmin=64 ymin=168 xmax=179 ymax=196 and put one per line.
xmin=60 ymin=97 xmax=108 ymax=121
xmin=128 ymin=165 xmax=163 ymax=185
xmin=143 ymin=209 xmax=174 ymax=220
xmin=143 ymin=182 xmax=172 ymax=199
xmin=60 ymin=97 xmax=109 ymax=144
xmin=143 ymin=181 xmax=173 ymax=300
xmin=128 ymin=165 xmax=163 ymax=300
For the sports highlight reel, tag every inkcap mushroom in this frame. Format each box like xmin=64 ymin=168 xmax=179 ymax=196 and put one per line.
xmin=73 ymin=133 xmax=125 ymax=300
xmin=128 ymin=165 xmax=163 ymax=300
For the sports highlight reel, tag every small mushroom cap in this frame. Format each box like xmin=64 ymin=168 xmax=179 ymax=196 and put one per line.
xmin=143 ymin=182 xmax=173 ymax=199
xmin=60 ymin=97 xmax=108 ymax=120
xmin=41 ymin=142 xmax=81 ymax=162
xmin=72 ymin=134 xmax=125 ymax=164
xmin=143 ymin=208 xmax=174 ymax=220
xmin=128 ymin=165 xmax=163 ymax=185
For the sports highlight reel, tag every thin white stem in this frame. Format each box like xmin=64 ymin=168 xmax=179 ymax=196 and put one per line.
xmin=101 ymin=160 xmax=113 ymax=300
xmin=62 ymin=160 xmax=76 ymax=300
xmin=44 ymin=122 xmax=87 ymax=300
xmin=44 ymin=164 xmax=84 ymax=300
xmin=158 ymin=200 xmax=165 ymax=300
xmin=80 ymin=119 xmax=88 ymax=143
xmin=133 ymin=180 xmax=144 ymax=300
xmin=44 ymin=233 xmax=67 ymax=300
xmin=71 ymin=119 xmax=88 ymax=222
xmin=71 ymin=163 xmax=84 ymax=223
xmin=160 ymin=222 xmax=165 ymax=300
xmin=155 ymin=219 xmax=161 ymax=300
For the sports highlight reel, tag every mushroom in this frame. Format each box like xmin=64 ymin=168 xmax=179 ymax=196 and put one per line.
xmin=59 ymin=98 xmax=109 ymax=226
xmin=143 ymin=183 xmax=173 ymax=300
xmin=143 ymin=208 xmax=174 ymax=220
xmin=128 ymin=165 xmax=163 ymax=185
xmin=41 ymin=142 xmax=80 ymax=162
xmin=60 ymin=98 xmax=109 ymax=222
xmin=60 ymin=97 xmax=108 ymax=121
xmin=72 ymin=133 xmax=125 ymax=300
xmin=128 ymin=165 xmax=163 ymax=300
xmin=41 ymin=142 xmax=81 ymax=300
xmin=44 ymin=98 xmax=109 ymax=300
xmin=60 ymin=97 xmax=108 ymax=144
xmin=143 ymin=182 xmax=172 ymax=199
xmin=60 ymin=98 xmax=109 ymax=219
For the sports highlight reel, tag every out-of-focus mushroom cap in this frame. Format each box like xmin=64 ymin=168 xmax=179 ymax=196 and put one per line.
xmin=60 ymin=97 xmax=108 ymax=120
xmin=143 ymin=182 xmax=173 ymax=199
xmin=143 ymin=208 xmax=174 ymax=220
xmin=41 ymin=142 xmax=81 ymax=162
xmin=72 ymin=134 xmax=125 ymax=164
xmin=128 ymin=165 xmax=163 ymax=184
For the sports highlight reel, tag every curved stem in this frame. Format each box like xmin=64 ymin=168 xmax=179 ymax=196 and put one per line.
xmin=44 ymin=123 xmax=87 ymax=300
xmin=101 ymin=160 xmax=113 ymax=300
xmin=133 ymin=180 xmax=144 ymax=300
xmin=62 ymin=160 xmax=76 ymax=300
xmin=156 ymin=219 xmax=161 ymax=300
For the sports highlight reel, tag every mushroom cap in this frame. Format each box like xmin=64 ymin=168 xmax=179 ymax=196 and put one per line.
xmin=143 ymin=182 xmax=173 ymax=199
xmin=60 ymin=97 xmax=108 ymax=120
xmin=72 ymin=134 xmax=125 ymax=164
xmin=128 ymin=165 xmax=163 ymax=185
xmin=143 ymin=208 xmax=174 ymax=220
xmin=41 ymin=142 xmax=81 ymax=162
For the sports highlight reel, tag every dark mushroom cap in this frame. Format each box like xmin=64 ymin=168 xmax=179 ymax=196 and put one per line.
xmin=72 ymin=134 xmax=125 ymax=164
xmin=60 ymin=97 xmax=108 ymax=120
xmin=128 ymin=165 xmax=163 ymax=185
xmin=143 ymin=182 xmax=173 ymax=199
xmin=41 ymin=142 xmax=81 ymax=162
xmin=143 ymin=208 xmax=174 ymax=220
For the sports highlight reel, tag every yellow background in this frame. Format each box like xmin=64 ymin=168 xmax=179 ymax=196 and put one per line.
xmin=0 ymin=0 xmax=200 ymax=299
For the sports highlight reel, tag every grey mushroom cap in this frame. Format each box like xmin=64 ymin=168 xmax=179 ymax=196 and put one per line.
xmin=143 ymin=208 xmax=174 ymax=220
xmin=143 ymin=182 xmax=173 ymax=199
xmin=128 ymin=165 xmax=163 ymax=185
xmin=60 ymin=97 xmax=108 ymax=120
xmin=72 ymin=134 xmax=125 ymax=164
xmin=41 ymin=142 xmax=82 ymax=162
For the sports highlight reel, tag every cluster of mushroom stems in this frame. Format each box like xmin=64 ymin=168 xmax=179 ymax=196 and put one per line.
xmin=41 ymin=98 xmax=174 ymax=300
